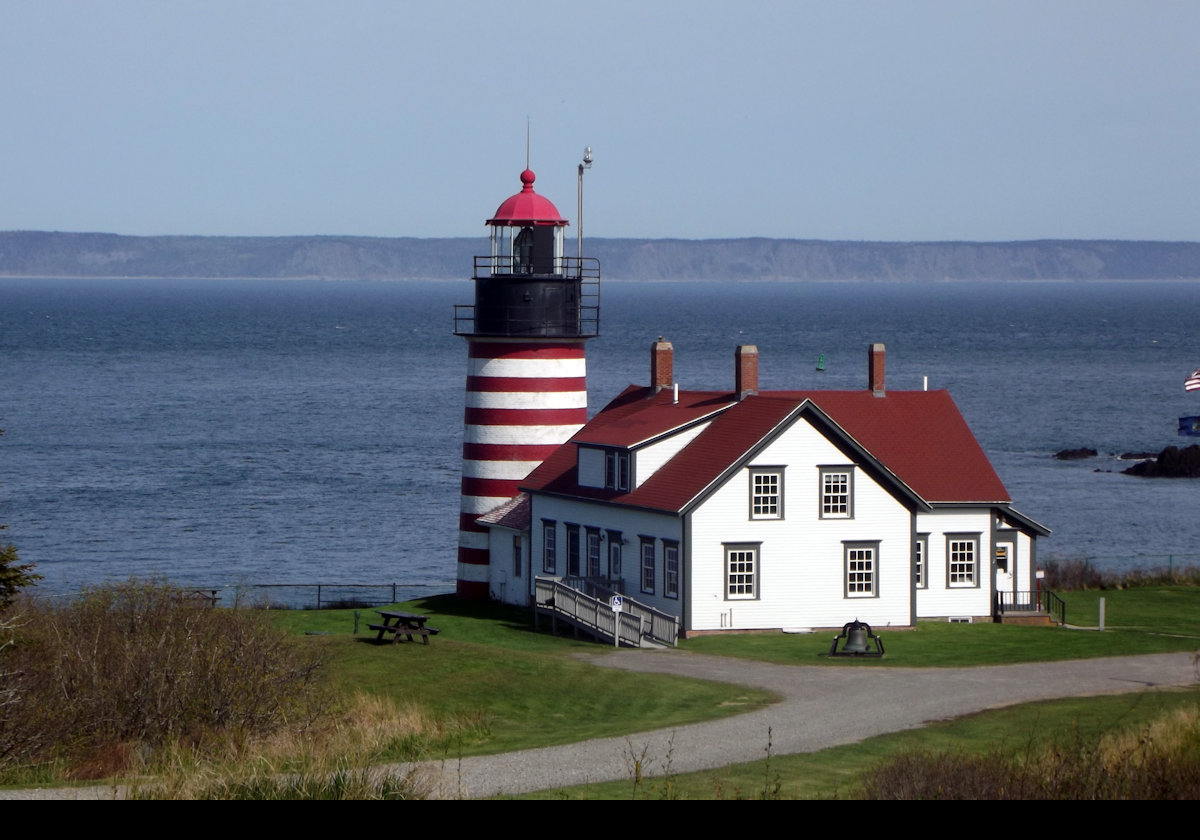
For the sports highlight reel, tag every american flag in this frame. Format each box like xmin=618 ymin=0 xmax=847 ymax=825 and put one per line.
xmin=1186 ymin=368 xmax=1200 ymax=392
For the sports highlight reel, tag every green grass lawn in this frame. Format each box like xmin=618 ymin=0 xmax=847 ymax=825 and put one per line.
xmin=9 ymin=585 xmax=1194 ymax=795
xmin=680 ymin=586 xmax=1200 ymax=667
xmin=269 ymin=596 xmax=775 ymax=759
xmin=262 ymin=587 xmax=1200 ymax=764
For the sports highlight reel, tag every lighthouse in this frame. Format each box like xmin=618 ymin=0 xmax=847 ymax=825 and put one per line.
xmin=453 ymin=167 xmax=600 ymax=599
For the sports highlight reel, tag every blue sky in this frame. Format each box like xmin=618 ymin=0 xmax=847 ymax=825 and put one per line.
xmin=2 ymin=1 xmax=1197 ymax=241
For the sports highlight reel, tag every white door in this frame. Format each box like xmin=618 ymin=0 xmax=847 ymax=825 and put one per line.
xmin=994 ymin=542 xmax=1015 ymax=606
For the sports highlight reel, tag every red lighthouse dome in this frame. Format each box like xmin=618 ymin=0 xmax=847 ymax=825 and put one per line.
xmin=487 ymin=169 xmax=569 ymax=227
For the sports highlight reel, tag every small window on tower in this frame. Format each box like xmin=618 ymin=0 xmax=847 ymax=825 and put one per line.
xmin=514 ymin=226 xmax=534 ymax=274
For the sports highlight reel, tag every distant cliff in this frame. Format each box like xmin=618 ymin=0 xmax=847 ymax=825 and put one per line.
xmin=2 ymin=231 xmax=1199 ymax=282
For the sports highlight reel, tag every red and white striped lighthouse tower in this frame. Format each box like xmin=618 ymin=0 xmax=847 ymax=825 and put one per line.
xmin=453 ymin=167 xmax=600 ymax=599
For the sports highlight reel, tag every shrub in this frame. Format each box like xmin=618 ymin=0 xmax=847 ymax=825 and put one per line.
xmin=0 ymin=579 xmax=329 ymax=777
xmin=0 ymin=542 xmax=41 ymax=611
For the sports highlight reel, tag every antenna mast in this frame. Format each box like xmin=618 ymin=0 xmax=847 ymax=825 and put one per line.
xmin=577 ymin=146 xmax=593 ymax=267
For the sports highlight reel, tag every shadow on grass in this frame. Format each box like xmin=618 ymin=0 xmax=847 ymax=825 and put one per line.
xmin=404 ymin=594 xmax=593 ymax=644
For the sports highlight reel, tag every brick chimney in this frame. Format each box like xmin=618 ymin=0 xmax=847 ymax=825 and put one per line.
xmin=869 ymin=342 xmax=886 ymax=397
xmin=735 ymin=345 xmax=759 ymax=400
xmin=651 ymin=337 xmax=674 ymax=392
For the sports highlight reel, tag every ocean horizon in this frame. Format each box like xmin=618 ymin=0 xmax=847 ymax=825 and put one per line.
xmin=3 ymin=277 xmax=1199 ymax=599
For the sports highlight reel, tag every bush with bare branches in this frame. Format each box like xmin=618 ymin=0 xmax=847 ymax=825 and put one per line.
xmin=0 ymin=580 xmax=328 ymax=777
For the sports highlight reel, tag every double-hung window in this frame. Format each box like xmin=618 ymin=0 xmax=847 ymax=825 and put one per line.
xmin=947 ymin=534 xmax=979 ymax=587
xmin=605 ymin=449 xmax=631 ymax=492
xmin=640 ymin=537 xmax=656 ymax=595
xmin=586 ymin=528 xmax=601 ymax=577
xmin=725 ymin=543 xmax=758 ymax=600
xmin=663 ymin=540 xmax=679 ymax=599
xmin=749 ymin=468 xmax=783 ymax=519
xmin=542 ymin=520 xmax=557 ymax=574
xmin=819 ymin=466 xmax=854 ymax=519
xmin=845 ymin=541 xmax=879 ymax=598
xmin=914 ymin=534 xmax=928 ymax=589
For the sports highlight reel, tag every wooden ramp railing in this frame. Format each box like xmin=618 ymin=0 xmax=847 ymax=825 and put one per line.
xmin=533 ymin=576 xmax=679 ymax=648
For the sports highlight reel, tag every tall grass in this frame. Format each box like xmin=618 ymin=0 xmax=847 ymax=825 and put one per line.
xmin=858 ymin=704 xmax=1200 ymax=799
xmin=1044 ymin=558 xmax=1200 ymax=590
xmin=127 ymin=751 xmax=430 ymax=800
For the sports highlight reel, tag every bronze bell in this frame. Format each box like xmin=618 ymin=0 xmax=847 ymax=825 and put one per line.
xmin=843 ymin=622 xmax=871 ymax=654
xmin=829 ymin=618 xmax=885 ymax=657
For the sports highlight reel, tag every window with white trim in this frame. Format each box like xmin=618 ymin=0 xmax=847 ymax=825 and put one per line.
xmin=915 ymin=534 xmax=928 ymax=589
xmin=663 ymin=540 xmax=679 ymax=599
xmin=542 ymin=520 xmax=556 ymax=574
xmin=947 ymin=534 xmax=979 ymax=588
xmin=725 ymin=544 xmax=758 ymax=600
xmin=512 ymin=535 xmax=522 ymax=578
xmin=586 ymin=528 xmax=601 ymax=577
xmin=640 ymin=537 xmax=655 ymax=595
xmin=820 ymin=467 xmax=853 ymax=519
xmin=750 ymin=468 xmax=783 ymax=519
xmin=605 ymin=449 xmax=631 ymax=492
xmin=566 ymin=524 xmax=580 ymax=577
xmin=845 ymin=542 xmax=878 ymax=597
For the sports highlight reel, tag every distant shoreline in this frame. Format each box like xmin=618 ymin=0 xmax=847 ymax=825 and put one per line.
xmin=2 ymin=232 xmax=1199 ymax=282
xmin=3 ymin=274 xmax=1199 ymax=285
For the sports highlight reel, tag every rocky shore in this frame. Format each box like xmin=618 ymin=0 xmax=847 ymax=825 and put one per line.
xmin=1052 ymin=445 xmax=1200 ymax=477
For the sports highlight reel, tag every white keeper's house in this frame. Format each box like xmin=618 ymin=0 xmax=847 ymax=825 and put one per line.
xmin=478 ymin=340 xmax=1050 ymax=638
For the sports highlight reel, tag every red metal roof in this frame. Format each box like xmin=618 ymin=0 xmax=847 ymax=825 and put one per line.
xmin=574 ymin=387 xmax=734 ymax=447
xmin=773 ymin=390 xmax=1011 ymax=504
xmin=488 ymin=169 xmax=569 ymax=227
xmin=521 ymin=386 xmax=1011 ymax=512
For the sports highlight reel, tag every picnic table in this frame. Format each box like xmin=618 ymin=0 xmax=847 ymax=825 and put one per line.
xmin=367 ymin=610 xmax=440 ymax=645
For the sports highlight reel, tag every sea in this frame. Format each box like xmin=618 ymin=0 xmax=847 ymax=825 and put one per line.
xmin=2 ymin=277 xmax=1199 ymax=600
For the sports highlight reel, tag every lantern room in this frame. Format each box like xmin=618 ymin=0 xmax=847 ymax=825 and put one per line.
xmin=454 ymin=167 xmax=599 ymax=339
xmin=487 ymin=168 xmax=568 ymax=275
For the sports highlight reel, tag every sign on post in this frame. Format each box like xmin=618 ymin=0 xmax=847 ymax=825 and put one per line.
xmin=609 ymin=595 xmax=623 ymax=647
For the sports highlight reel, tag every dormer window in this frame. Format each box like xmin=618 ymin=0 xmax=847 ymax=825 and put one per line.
xmin=605 ymin=449 xmax=631 ymax=492
xmin=577 ymin=445 xmax=632 ymax=491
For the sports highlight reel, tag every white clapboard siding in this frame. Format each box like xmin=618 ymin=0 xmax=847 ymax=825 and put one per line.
xmin=688 ymin=416 xmax=913 ymax=631
xmin=914 ymin=509 xmax=994 ymax=618
xmin=633 ymin=422 xmax=711 ymax=488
